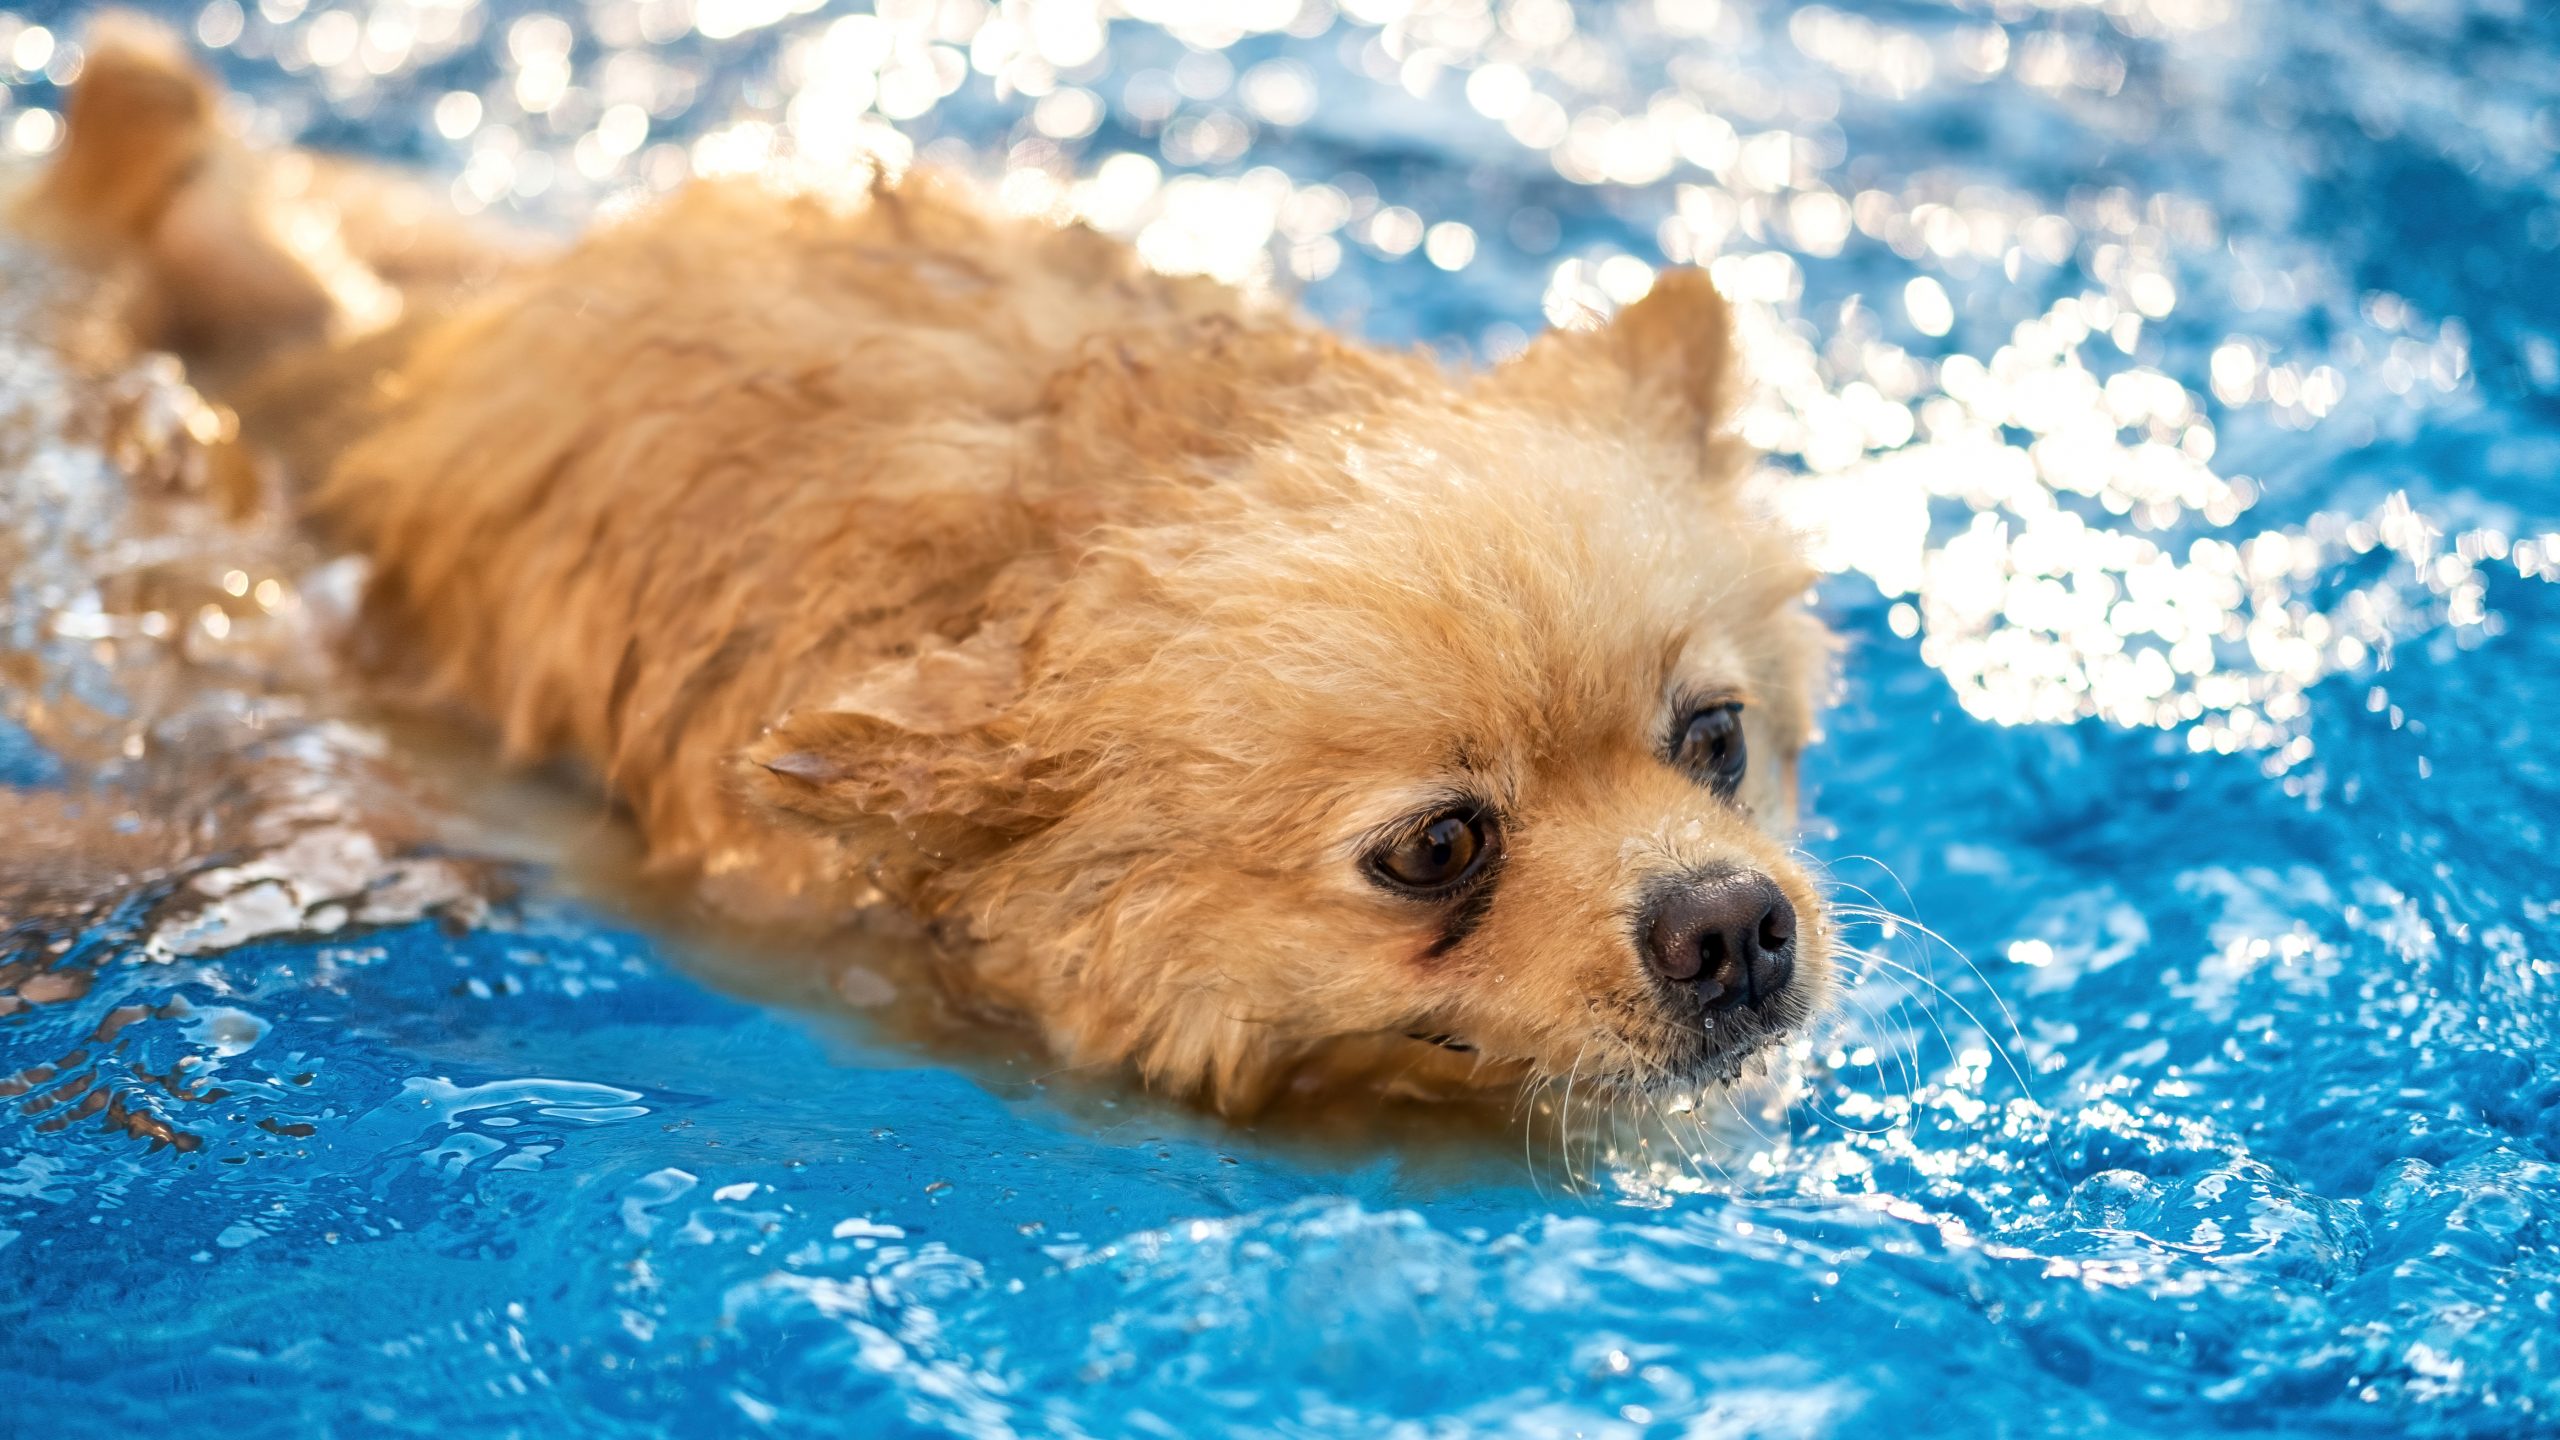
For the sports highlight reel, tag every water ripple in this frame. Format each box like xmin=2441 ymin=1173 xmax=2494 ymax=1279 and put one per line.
xmin=4 ymin=0 xmax=2558 ymax=1436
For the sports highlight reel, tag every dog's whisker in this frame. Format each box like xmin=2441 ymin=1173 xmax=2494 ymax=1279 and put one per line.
xmin=1557 ymin=1041 xmax=1595 ymax=1195
xmin=1838 ymin=943 xmax=1968 ymax=1077
xmin=1819 ymin=854 xmax=2040 ymax=1090
xmin=1654 ymin=1070 xmax=1740 ymax=1188
xmin=1820 ymin=951 xmax=1946 ymax=1123
xmin=1716 ymin=1083 xmax=1780 ymax=1153
xmin=1812 ymin=983 xmax=1925 ymax=1132
xmin=1843 ymin=910 xmax=2039 ymax=1103
xmin=1842 ymin=948 xmax=2036 ymax=1110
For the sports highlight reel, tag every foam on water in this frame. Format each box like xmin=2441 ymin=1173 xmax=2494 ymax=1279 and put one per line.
xmin=4 ymin=0 xmax=2558 ymax=1435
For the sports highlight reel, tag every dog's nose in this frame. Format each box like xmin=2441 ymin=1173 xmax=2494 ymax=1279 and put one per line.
xmin=1644 ymin=870 xmax=1797 ymax=1011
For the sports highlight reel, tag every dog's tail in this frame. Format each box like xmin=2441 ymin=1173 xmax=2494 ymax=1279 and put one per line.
xmin=18 ymin=12 xmax=336 ymax=375
xmin=18 ymin=13 xmax=215 ymax=250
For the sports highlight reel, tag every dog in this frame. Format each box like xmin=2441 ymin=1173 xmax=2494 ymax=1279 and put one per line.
xmin=22 ymin=17 xmax=1837 ymax=1115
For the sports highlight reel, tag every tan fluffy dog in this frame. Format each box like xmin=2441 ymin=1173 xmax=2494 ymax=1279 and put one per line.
xmin=26 ymin=19 xmax=1835 ymax=1114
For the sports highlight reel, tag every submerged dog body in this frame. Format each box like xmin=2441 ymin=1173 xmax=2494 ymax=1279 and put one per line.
xmin=31 ymin=23 xmax=1836 ymax=1112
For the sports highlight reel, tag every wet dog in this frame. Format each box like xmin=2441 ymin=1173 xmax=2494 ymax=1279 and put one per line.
xmin=24 ymin=17 xmax=1836 ymax=1114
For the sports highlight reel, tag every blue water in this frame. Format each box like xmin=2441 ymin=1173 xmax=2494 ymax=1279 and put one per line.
xmin=5 ymin=0 xmax=2559 ymax=1436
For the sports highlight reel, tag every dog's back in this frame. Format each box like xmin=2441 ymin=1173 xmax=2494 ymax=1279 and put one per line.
xmin=23 ymin=23 xmax=1330 ymax=911
xmin=318 ymin=176 xmax=1278 ymax=896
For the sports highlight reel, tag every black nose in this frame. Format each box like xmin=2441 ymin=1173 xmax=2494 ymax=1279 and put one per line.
xmin=1643 ymin=870 xmax=1797 ymax=1011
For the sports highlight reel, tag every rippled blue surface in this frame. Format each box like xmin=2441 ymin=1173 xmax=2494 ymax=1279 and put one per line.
xmin=5 ymin=0 xmax=2559 ymax=1436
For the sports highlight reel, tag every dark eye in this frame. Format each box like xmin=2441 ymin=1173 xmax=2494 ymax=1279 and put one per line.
xmin=1367 ymin=809 xmax=1499 ymax=894
xmin=1672 ymin=703 xmax=1748 ymax=798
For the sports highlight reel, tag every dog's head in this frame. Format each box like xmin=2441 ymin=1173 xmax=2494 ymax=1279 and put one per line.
xmin=750 ymin=270 xmax=1833 ymax=1112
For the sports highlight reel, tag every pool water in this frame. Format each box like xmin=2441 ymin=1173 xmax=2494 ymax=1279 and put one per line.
xmin=5 ymin=0 xmax=2559 ymax=1435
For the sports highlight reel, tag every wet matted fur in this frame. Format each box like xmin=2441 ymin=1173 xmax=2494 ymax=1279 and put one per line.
xmin=25 ymin=16 xmax=1838 ymax=1114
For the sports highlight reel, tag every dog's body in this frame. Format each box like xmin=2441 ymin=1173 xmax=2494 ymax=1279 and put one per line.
xmin=29 ymin=20 xmax=1837 ymax=1113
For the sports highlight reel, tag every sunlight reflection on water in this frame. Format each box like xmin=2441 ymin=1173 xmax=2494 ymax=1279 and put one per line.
xmin=4 ymin=0 xmax=2559 ymax=1434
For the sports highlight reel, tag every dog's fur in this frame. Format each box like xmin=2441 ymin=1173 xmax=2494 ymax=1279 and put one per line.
xmin=25 ymin=18 xmax=1836 ymax=1113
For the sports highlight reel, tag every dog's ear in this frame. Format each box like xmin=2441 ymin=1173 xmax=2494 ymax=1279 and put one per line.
xmin=740 ymin=621 xmax=1069 ymax=863
xmin=1479 ymin=268 xmax=1745 ymax=478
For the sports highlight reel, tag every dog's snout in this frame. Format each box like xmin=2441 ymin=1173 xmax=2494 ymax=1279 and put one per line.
xmin=1643 ymin=870 xmax=1797 ymax=1011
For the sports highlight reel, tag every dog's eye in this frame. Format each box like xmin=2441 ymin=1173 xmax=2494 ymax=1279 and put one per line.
xmin=1368 ymin=809 xmax=1497 ymax=894
xmin=1673 ymin=703 xmax=1748 ymax=798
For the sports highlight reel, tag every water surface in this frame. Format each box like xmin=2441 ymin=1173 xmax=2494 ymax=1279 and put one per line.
xmin=4 ymin=0 xmax=2558 ymax=1435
